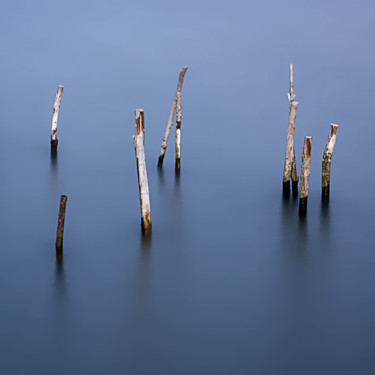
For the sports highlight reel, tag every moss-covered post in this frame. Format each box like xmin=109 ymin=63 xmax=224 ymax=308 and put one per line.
xmin=158 ymin=66 xmax=188 ymax=168
xmin=133 ymin=109 xmax=152 ymax=234
xmin=175 ymin=92 xmax=182 ymax=173
xmin=51 ymin=85 xmax=64 ymax=155
xmin=56 ymin=195 xmax=67 ymax=259
xmin=299 ymin=136 xmax=312 ymax=216
xmin=322 ymin=123 xmax=339 ymax=204
xmin=283 ymin=64 xmax=299 ymax=197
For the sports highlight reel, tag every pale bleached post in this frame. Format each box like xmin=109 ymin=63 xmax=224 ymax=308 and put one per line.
xmin=175 ymin=92 xmax=182 ymax=173
xmin=299 ymin=136 xmax=312 ymax=216
xmin=51 ymin=85 xmax=64 ymax=154
xmin=322 ymin=124 xmax=339 ymax=203
xmin=158 ymin=66 xmax=188 ymax=168
xmin=282 ymin=64 xmax=299 ymax=196
xmin=56 ymin=195 xmax=67 ymax=259
xmin=133 ymin=110 xmax=152 ymax=234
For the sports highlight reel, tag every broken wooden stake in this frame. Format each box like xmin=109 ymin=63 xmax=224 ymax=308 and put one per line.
xmin=283 ymin=64 xmax=299 ymax=197
xmin=158 ymin=66 xmax=188 ymax=168
xmin=299 ymin=137 xmax=312 ymax=216
xmin=51 ymin=85 xmax=64 ymax=155
xmin=133 ymin=109 xmax=152 ymax=234
xmin=175 ymin=92 xmax=182 ymax=173
xmin=56 ymin=195 xmax=67 ymax=259
xmin=322 ymin=123 xmax=339 ymax=204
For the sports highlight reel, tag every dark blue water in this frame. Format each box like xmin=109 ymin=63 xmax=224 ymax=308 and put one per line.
xmin=1 ymin=1 xmax=375 ymax=374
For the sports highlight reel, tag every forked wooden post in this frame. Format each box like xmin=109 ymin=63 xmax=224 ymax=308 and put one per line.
xmin=158 ymin=66 xmax=188 ymax=168
xmin=51 ymin=85 xmax=64 ymax=155
xmin=56 ymin=195 xmax=67 ymax=259
xmin=283 ymin=64 xmax=299 ymax=197
xmin=299 ymin=137 xmax=312 ymax=216
xmin=133 ymin=110 xmax=152 ymax=234
xmin=175 ymin=92 xmax=182 ymax=173
xmin=322 ymin=124 xmax=339 ymax=203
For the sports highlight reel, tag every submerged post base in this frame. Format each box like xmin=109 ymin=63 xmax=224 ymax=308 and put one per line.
xmin=292 ymin=180 xmax=299 ymax=197
xmin=299 ymin=197 xmax=308 ymax=217
xmin=51 ymin=139 xmax=58 ymax=155
xmin=283 ymin=181 xmax=290 ymax=197
xmin=141 ymin=219 xmax=152 ymax=235
xmin=157 ymin=154 xmax=165 ymax=169
xmin=322 ymin=184 xmax=330 ymax=204
xmin=175 ymin=158 xmax=180 ymax=174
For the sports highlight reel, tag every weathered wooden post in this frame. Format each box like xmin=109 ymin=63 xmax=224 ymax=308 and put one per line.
xmin=51 ymin=85 xmax=64 ymax=155
xmin=299 ymin=136 xmax=312 ymax=216
xmin=133 ymin=109 xmax=152 ymax=234
xmin=175 ymin=92 xmax=182 ymax=173
xmin=322 ymin=123 xmax=339 ymax=203
xmin=158 ymin=66 xmax=188 ymax=168
xmin=56 ymin=195 xmax=67 ymax=259
xmin=282 ymin=64 xmax=299 ymax=197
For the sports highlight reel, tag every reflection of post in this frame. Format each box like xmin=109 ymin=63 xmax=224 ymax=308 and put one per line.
xmin=51 ymin=85 xmax=64 ymax=155
xmin=175 ymin=92 xmax=182 ymax=173
xmin=299 ymin=137 xmax=312 ymax=216
xmin=283 ymin=64 xmax=299 ymax=196
xmin=158 ymin=66 xmax=188 ymax=168
xmin=56 ymin=195 xmax=68 ymax=259
xmin=133 ymin=110 xmax=152 ymax=234
xmin=322 ymin=124 xmax=338 ymax=204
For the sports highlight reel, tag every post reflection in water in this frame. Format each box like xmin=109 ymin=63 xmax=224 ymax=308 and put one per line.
xmin=319 ymin=200 xmax=332 ymax=249
xmin=128 ymin=232 xmax=153 ymax=363
xmin=54 ymin=258 xmax=65 ymax=300
xmin=50 ymin=152 xmax=59 ymax=191
xmin=279 ymin=195 xmax=309 ymax=279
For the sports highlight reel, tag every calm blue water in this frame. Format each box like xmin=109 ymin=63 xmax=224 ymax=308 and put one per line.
xmin=1 ymin=1 xmax=375 ymax=374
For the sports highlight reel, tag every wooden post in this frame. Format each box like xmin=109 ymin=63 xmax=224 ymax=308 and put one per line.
xmin=283 ymin=64 xmax=299 ymax=196
xmin=322 ymin=123 xmax=339 ymax=203
xmin=51 ymin=85 xmax=64 ymax=155
xmin=299 ymin=137 xmax=312 ymax=216
xmin=56 ymin=195 xmax=67 ymax=258
xmin=175 ymin=92 xmax=182 ymax=173
xmin=158 ymin=66 xmax=188 ymax=168
xmin=133 ymin=109 xmax=152 ymax=233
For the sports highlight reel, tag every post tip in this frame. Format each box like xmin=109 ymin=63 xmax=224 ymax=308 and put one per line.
xmin=330 ymin=123 xmax=339 ymax=128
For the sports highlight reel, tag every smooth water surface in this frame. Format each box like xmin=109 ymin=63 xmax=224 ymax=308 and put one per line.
xmin=1 ymin=1 xmax=375 ymax=374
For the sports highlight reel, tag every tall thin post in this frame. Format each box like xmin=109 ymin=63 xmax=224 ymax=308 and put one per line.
xmin=175 ymin=92 xmax=182 ymax=173
xmin=322 ymin=124 xmax=339 ymax=203
xmin=158 ymin=66 xmax=188 ymax=168
xmin=56 ymin=195 xmax=68 ymax=259
xmin=133 ymin=110 xmax=152 ymax=234
xmin=299 ymin=137 xmax=312 ymax=216
xmin=51 ymin=85 xmax=64 ymax=155
xmin=283 ymin=64 xmax=299 ymax=197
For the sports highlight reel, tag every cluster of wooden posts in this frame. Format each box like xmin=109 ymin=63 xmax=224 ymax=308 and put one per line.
xmin=282 ymin=64 xmax=338 ymax=216
xmin=51 ymin=64 xmax=338 ymax=259
xmin=50 ymin=67 xmax=188 ymax=258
